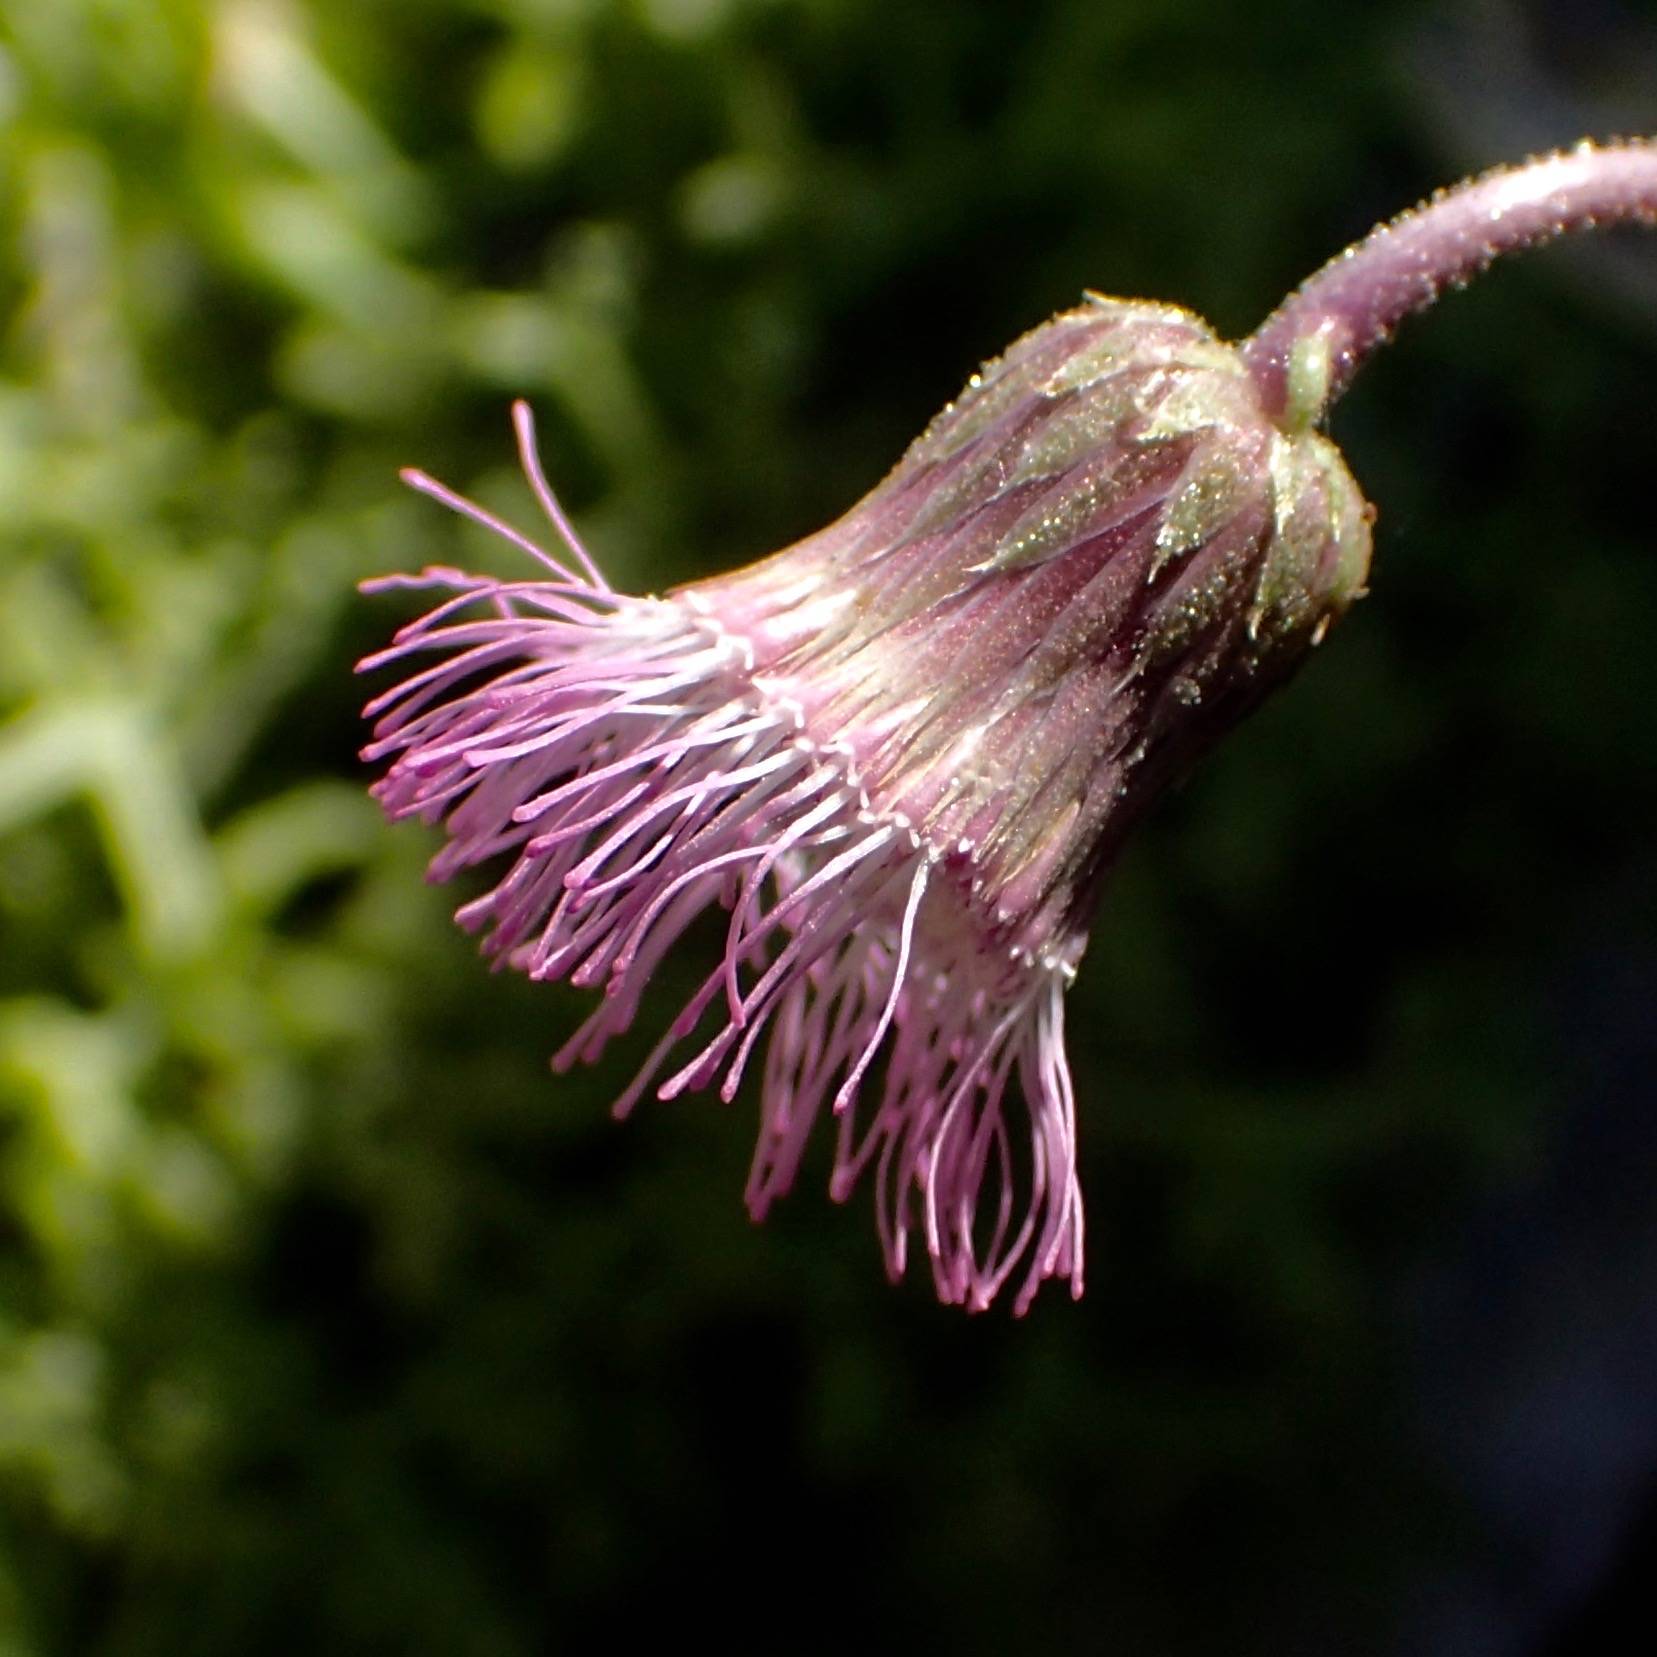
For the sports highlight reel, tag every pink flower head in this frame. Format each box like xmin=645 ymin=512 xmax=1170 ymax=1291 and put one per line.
xmin=361 ymin=295 xmax=1370 ymax=1311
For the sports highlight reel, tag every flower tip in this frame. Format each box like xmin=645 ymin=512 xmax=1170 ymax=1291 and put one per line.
xmin=357 ymin=571 xmax=429 ymax=603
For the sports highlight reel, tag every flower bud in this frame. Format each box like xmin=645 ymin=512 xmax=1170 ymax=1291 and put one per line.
xmin=362 ymin=295 xmax=1371 ymax=1312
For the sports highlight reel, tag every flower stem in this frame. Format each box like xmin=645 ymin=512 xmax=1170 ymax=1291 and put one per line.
xmin=1242 ymin=139 xmax=1657 ymax=430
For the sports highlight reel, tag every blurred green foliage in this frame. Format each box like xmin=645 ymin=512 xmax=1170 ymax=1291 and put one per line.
xmin=3 ymin=1 xmax=1656 ymax=1652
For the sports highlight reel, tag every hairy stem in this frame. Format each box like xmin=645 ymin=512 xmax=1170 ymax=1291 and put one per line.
xmin=1242 ymin=139 xmax=1657 ymax=429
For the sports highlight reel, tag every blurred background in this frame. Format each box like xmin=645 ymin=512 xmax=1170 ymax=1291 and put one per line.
xmin=3 ymin=0 xmax=1656 ymax=1651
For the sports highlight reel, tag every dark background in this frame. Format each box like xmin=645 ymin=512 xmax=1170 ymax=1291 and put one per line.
xmin=2 ymin=1 xmax=1655 ymax=1652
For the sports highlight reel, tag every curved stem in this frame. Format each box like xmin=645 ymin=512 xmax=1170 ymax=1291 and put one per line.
xmin=1242 ymin=139 xmax=1657 ymax=428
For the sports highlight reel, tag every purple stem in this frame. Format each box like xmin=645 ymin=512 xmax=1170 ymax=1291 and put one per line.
xmin=1242 ymin=139 xmax=1657 ymax=427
